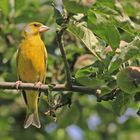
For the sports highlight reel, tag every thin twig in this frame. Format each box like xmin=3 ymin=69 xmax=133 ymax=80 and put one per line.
xmin=0 ymin=82 xmax=97 ymax=95
xmin=100 ymin=88 xmax=118 ymax=101
xmin=56 ymin=27 xmax=72 ymax=88
xmin=54 ymin=98 xmax=71 ymax=110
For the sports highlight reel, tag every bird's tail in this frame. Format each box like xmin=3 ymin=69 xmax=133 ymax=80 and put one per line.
xmin=24 ymin=111 xmax=41 ymax=128
xmin=23 ymin=91 xmax=41 ymax=128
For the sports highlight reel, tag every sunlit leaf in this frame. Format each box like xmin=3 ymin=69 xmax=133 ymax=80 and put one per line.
xmin=96 ymin=0 xmax=115 ymax=8
xmin=121 ymin=1 xmax=140 ymax=17
xmin=108 ymin=36 xmax=140 ymax=73
xmin=88 ymin=9 xmax=120 ymax=50
xmin=68 ymin=23 xmax=102 ymax=60
xmin=92 ymin=3 xmax=119 ymax=15
xmin=63 ymin=0 xmax=88 ymax=14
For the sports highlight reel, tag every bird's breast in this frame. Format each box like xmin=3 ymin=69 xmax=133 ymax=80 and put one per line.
xmin=18 ymin=36 xmax=47 ymax=82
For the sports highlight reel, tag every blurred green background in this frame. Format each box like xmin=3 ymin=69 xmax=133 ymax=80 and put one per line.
xmin=0 ymin=0 xmax=140 ymax=140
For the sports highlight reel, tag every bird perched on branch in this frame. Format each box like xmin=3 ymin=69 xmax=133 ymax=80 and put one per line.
xmin=16 ymin=22 xmax=49 ymax=128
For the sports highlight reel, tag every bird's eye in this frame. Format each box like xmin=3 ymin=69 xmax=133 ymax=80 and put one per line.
xmin=33 ymin=23 xmax=39 ymax=27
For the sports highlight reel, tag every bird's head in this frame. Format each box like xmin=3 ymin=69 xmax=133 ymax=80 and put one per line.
xmin=22 ymin=22 xmax=49 ymax=37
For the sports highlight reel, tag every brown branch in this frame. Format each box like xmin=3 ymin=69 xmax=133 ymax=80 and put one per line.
xmin=0 ymin=82 xmax=97 ymax=95
xmin=56 ymin=27 xmax=72 ymax=88
xmin=44 ymin=97 xmax=71 ymax=120
xmin=0 ymin=82 xmax=120 ymax=102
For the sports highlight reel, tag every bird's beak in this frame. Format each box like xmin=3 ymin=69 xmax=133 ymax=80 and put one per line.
xmin=39 ymin=25 xmax=50 ymax=33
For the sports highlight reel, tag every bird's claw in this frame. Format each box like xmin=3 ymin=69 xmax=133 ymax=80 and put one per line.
xmin=34 ymin=81 xmax=42 ymax=90
xmin=15 ymin=80 xmax=22 ymax=90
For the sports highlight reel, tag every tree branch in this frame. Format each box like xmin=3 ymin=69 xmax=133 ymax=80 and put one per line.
xmin=56 ymin=27 xmax=72 ymax=88
xmin=0 ymin=82 xmax=97 ymax=95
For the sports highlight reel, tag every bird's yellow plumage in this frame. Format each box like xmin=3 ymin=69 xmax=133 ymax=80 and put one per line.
xmin=16 ymin=22 xmax=49 ymax=128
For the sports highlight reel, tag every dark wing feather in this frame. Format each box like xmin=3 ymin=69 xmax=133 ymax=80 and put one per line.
xmin=22 ymin=90 xmax=27 ymax=104
xmin=16 ymin=47 xmax=28 ymax=104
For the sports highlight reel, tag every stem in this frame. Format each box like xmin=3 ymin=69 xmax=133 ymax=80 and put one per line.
xmin=0 ymin=82 xmax=119 ymax=101
xmin=56 ymin=27 xmax=72 ymax=88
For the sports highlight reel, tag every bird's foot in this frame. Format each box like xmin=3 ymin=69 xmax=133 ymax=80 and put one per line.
xmin=15 ymin=80 xmax=22 ymax=89
xmin=34 ymin=81 xmax=42 ymax=90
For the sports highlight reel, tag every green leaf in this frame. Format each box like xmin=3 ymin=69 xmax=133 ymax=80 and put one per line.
xmin=58 ymin=105 xmax=80 ymax=128
xmin=108 ymin=36 xmax=140 ymax=73
xmin=68 ymin=23 xmax=102 ymax=60
xmin=15 ymin=0 xmax=27 ymax=17
xmin=88 ymin=10 xmax=120 ymax=50
xmin=122 ymin=1 xmax=139 ymax=17
xmin=123 ymin=37 xmax=140 ymax=60
xmin=15 ymin=3 xmax=40 ymax=23
xmin=0 ymin=117 xmax=13 ymax=131
xmin=104 ymin=23 xmax=120 ymax=50
xmin=76 ymin=65 xmax=98 ymax=78
xmin=53 ymin=6 xmax=63 ymax=25
xmin=0 ymin=90 xmax=19 ymax=100
xmin=0 ymin=37 xmax=7 ymax=53
xmin=15 ymin=0 xmax=26 ymax=11
xmin=108 ymin=56 xmax=122 ymax=73
xmin=0 ymin=0 xmax=9 ymax=16
xmin=118 ymin=21 xmax=136 ymax=36
xmin=96 ymin=0 xmax=115 ymax=8
xmin=117 ymin=66 xmax=140 ymax=94
xmin=125 ymin=36 xmax=140 ymax=49
xmin=92 ymin=4 xmax=119 ymax=15
xmin=112 ymin=92 xmax=133 ymax=116
xmin=63 ymin=0 xmax=88 ymax=14
xmin=75 ymin=65 xmax=105 ymax=88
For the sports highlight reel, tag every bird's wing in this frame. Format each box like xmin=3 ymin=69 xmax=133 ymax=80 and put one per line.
xmin=42 ymin=45 xmax=47 ymax=83
xmin=44 ymin=46 xmax=48 ymax=64
xmin=16 ymin=46 xmax=27 ymax=104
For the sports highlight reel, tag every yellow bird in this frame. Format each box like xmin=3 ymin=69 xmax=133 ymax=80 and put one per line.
xmin=16 ymin=22 xmax=49 ymax=128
